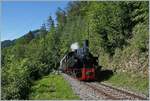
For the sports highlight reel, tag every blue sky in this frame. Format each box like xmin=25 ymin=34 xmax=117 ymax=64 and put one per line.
xmin=1 ymin=1 xmax=69 ymax=41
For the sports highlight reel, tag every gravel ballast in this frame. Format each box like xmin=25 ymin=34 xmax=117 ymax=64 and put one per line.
xmin=62 ymin=73 xmax=148 ymax=100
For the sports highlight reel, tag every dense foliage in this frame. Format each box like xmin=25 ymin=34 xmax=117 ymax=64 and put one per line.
xmin=1 ymin=1 xmax=148 ymax=99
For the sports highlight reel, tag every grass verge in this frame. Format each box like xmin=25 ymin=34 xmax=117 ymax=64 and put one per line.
xmin=29 ymin=74 xmax=80 ymax=100
xmin=103 ymin=72 xmax=149 ymax=96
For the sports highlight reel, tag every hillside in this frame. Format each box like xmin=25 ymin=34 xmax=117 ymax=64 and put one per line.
xmin=1 ymin=40 xmax=15 ymax=48
xmin=1 ymin=29 xmax=42 ymax=49
xmin=1 ymin=1 xmax=149 ymax=100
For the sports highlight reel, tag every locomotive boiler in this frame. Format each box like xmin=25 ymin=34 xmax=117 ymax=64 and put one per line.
xmin=59 ymin=40 xmax=98 ymax=81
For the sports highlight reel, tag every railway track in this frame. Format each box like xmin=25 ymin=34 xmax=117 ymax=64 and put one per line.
xmin=83 ymin=82 xmax=118 ymax=100
xmin=83 ymin=82 xmax=147 ymax=100
xmin=99 ymin=82 xmax=147 ymax=100
xmin=62 ymin=73 xmax=148 ymax=100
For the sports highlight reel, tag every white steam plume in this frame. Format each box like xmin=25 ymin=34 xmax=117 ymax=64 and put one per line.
xmin=71 ymin=42 xmax=79 ymax=51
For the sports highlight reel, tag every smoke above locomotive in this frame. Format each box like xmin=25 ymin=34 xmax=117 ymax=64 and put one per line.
xmin=70 ymin=42 xmax=79 ymax=51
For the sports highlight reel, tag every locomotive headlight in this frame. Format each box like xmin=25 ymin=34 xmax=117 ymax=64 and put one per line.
xmin=74 ymin=59 xmax=77 ymax=62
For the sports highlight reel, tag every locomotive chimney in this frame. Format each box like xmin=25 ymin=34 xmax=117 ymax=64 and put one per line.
xmin=83 ymin=40 xmax=89 ymax=48
xmin=83 ymin=40 xmax=89 ymax=55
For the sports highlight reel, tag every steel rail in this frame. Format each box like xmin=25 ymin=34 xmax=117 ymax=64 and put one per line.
xmin=83 ymin=82 xmax=119 ymax=100
xmin=99 ymin=83 xmax=147 ymax=100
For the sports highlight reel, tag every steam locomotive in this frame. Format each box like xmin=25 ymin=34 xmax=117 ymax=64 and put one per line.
xmin=59 ymin=40 xmax=98 ymax=81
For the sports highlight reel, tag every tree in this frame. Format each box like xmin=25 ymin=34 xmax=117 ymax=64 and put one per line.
xmin=47 ymin=16 xmax=55 ymax=32
xmin=56 ymin=8 xmax=67 ymax=30
xmin=26 ymin=31 xmax=34 ymax=42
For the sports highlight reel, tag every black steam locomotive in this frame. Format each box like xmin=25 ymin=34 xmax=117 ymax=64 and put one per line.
xmin=59 ymin=40 xmax=98 ymax=80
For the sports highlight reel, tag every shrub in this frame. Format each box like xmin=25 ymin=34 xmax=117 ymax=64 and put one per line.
xmin=1 ymin=58 xmax=30 ymax=99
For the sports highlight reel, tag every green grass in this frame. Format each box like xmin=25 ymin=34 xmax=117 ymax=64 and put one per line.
xmin=29 ymin=74 xmax=80 ymax=100
xmin=104 ymin=72 xmax=149 ymax=96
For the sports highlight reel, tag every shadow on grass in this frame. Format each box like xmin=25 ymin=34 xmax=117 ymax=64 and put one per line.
xmin=95 ymin=66 xmax=114 ymax=82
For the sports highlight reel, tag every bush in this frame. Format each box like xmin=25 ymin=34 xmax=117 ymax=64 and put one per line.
xmin=1 ymin=59 xmax=30 ymax=99
xmin=131 ymin=23 xmax=148 ymax=52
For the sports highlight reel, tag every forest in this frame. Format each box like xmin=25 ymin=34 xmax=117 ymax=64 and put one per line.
xmin=1 ymin=1 xmax=149 ymax=99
